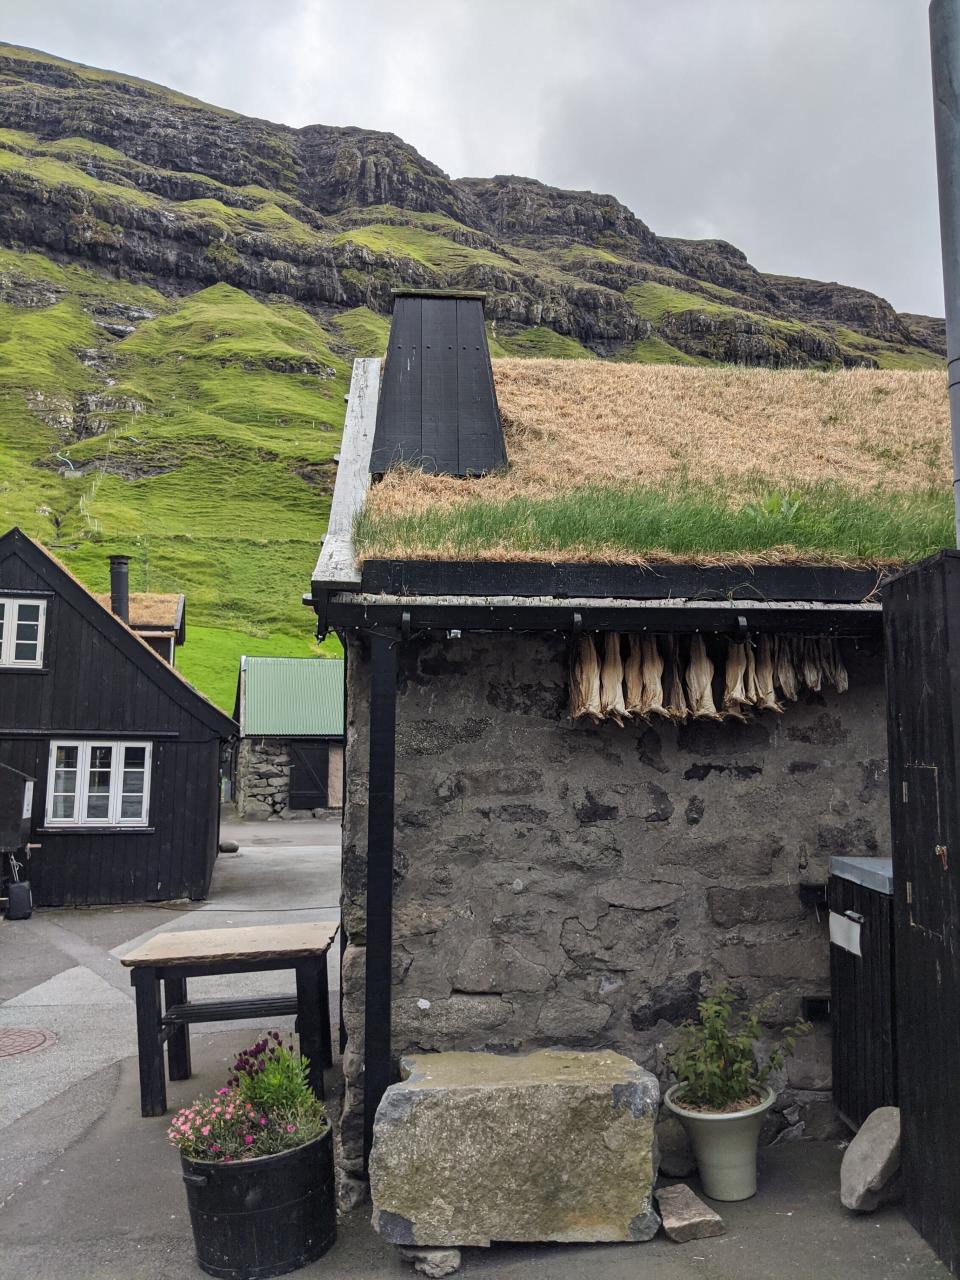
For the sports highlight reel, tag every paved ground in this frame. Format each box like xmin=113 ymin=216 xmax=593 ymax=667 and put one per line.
xmin=0 ymin=813 xmax=949 ymax=1279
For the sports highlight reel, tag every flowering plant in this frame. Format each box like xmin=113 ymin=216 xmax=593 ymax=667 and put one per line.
xmin=168 ymin=1033 xmax=327 ymax=1163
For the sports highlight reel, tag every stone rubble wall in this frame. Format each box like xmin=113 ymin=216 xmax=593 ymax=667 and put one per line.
xmin=339 ymin=631 xmax=890 ymax=1174
xmin=236 ymin=736 xmax=343 ymax=818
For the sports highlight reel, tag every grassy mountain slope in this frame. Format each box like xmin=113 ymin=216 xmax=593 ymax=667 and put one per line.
xmin=0 ymin=43 xmax=947 ymax=705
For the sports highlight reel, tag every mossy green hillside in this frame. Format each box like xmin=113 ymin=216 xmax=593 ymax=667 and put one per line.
xmin=0 ymin=251 xmax=351 ymax=708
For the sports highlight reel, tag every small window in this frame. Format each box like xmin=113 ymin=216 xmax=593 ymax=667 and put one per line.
xmin=45 ymin=740 xmax=152 ymax=827
xmin=0 ymin=597 xmax=47 ymax=668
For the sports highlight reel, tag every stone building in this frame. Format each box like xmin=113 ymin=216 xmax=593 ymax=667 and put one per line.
xmin=233 ymin=656 xmax=344 ymax=818
xmin=310 ymin=292 xmax=940 ymax=1175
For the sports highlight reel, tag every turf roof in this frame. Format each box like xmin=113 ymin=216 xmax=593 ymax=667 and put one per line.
xmin=355 ymin=361 xmax=952 ymax=568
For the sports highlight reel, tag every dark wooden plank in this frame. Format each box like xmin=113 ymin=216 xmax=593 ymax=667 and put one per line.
xmin=883 ymin=550 xmax=960 ymax=1273
xmin=456 ymin=296 xmax=505 ymax=475
xmin=371 ymin=295 xmax=422 ymax=473
xmin=419 ymin=296 xmax=460 ymax=474
xmin=296 ymin=958 xmax=326 ymax=1101
xmin=133 ymin=966 xmax=167 ymax=1116
xmin=164 ymin=976 xmax=192 ymax=1080
xmin=363 ymin=632 xmax=398 ymax=1166
xmin=361 ymin=559 xmax=888 ymax=603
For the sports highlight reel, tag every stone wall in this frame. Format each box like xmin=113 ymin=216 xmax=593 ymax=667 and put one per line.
xmin=236 ymin=737 xmax=343 ymax=817
xmin=339 ymin=630 xmax=890 ymax=1174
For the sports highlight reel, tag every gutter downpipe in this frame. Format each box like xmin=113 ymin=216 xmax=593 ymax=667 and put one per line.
xmin=931 ymin=0 xmax=960 ymax=544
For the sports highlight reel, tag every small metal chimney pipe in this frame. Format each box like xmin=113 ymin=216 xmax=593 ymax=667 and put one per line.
xmin=109 ymin=555 xmax=130 ymax=623
xmin=931 ymin=0 xmax=960 ymax=543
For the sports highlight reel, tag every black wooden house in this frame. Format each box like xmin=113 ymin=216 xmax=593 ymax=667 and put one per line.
xmin=0 ymin=528 xmax=235 ymax=906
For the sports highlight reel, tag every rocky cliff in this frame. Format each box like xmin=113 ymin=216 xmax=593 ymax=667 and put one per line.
xmin=0 ymin=43 xmax=944 ymax=369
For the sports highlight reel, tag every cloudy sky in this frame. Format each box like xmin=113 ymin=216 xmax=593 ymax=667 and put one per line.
xmin=1 ymin=0 xmax=945 ymax=315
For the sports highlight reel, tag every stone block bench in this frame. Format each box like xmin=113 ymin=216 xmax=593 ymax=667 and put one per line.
xmin=369 ymin=1048 xmax=660 ymax=1248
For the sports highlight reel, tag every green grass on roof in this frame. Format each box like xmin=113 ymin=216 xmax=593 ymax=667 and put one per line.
xmin=355 ymin=480 xmax=952 ymax=568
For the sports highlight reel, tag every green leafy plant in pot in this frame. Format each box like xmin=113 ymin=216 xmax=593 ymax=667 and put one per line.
xmin=168 ymin=1033 xmax=335 ymax=1279
xmin=664 ymin=986 xmax=809 ymax=1201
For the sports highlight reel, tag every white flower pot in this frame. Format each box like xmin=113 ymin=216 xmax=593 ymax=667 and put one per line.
xmin=663 ymin=1083 xmax=776 ymax=1201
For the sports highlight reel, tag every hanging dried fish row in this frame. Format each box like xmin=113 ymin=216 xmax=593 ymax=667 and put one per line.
xmin=570 ymin=632 xmax=850 ymax=726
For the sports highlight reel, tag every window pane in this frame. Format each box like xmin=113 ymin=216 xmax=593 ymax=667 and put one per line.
xmin=120 ymin=793 xmax=145 ymax=819
xmin=122 ymin=768 xmax=144 ymax=792
xmin=85 ymin=745 xmax=113 ymax=821
xmin=52 ymin=793 xmax=76 ymax=819
xmin=17 ymin=604 xmax=40 ymax=623
xmin=14 ymin=641 xmax=38 ymax=662
xmin=51 ymin=746 xmax=78 ymax=821
xmin=124 ymin=747 xmax=146 ymax=769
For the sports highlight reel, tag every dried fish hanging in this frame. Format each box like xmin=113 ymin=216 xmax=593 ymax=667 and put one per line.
xmin=599 ymin=633 xmax=628 ymax=726
xmin=570 ymin=630 xmax=851 ymax=726
xmin=639 ymin=635 xmax=670 ymax=719
xmin=664 ymin=636 xmax=690 ymax=721
xmin=569 ymin=635 xmax=603 ymax=723
xmin=722 ymin=641 xmax=750 ymax=720
xmin=623 ymin=635 xmax=645 ymax=716
xmin=754 ymin=634 xmax=783 ymax=714
xmin=774 ymin=636 xmax=798 ymax=702
xmin=685 ymin=634 xmax=721 ymax=720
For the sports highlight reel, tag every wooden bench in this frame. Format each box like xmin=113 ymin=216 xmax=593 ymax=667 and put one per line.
xmin=121 ymin=922 xmax=339 ymax=1117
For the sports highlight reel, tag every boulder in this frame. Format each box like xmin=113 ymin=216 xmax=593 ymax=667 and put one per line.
xmin=218 ymin=839 xmax=240 ymax=853
xmin=370 ymin=1049 xmax=660 ymax=1247
xmin=840 ymin=1106 xmax=901 ymax=1211
xmin=655 ymin=1183 xmax=726 ymax=1242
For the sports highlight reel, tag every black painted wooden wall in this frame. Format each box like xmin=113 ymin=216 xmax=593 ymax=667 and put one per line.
xmin=883 ymin=551 xmax=960 ymax=1276
xmin=0 ymin=530 xmax=233 ymax=906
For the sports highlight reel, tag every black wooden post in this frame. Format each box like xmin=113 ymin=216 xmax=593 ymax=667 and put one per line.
xmin=132 ymin=966 xmax=166 ymax=1116
xmin=296 ymin=958 xmax=326 ymax=1100
xmin=363 ymin=631 xmax=398 ymax=1166
xmin=164 ymin=975 xmax=192 ymax=1081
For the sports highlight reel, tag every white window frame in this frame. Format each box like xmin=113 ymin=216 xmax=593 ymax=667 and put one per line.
xmin=44 ymin=740 xmax=152 ymax=828
xmin=0 ymin=596 xmax=47 ymax=668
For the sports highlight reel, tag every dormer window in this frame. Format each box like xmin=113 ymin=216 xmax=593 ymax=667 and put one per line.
xmin=0 ymin=597 xmax=46 ymax=668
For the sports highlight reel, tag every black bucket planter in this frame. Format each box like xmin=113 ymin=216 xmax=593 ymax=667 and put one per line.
xmin=181 ymin=1128 xmax=336 ymax=1279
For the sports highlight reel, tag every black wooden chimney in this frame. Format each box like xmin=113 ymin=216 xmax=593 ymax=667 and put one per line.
xmin=370 ymin=290 xmax=507 ymax=477
xmin=109 ymin=555 xmax=130 ymax=623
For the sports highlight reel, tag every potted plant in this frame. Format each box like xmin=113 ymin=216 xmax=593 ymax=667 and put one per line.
xmin=168 ymin=1033 xmax=335 ymax=1279
xmin=664 ymin=986 xmax=808 ymax=1202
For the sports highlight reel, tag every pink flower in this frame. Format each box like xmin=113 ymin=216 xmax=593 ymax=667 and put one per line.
xmin=286 ymin=1124 xmax=296 ymax=1134
xmin=210 ymin=1144 xmax=221 ymax=1153
xmin=244 ymin=1135 xmax=254 ymax=1146
xmin=201 ymin=1126 xmax=211 ymax=1136
xmin=259 ymin=1117 xmax=267 ymax=1126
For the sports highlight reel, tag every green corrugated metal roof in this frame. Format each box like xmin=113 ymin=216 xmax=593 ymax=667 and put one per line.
xmin=240 ymin=657 xmax=344 ymax=738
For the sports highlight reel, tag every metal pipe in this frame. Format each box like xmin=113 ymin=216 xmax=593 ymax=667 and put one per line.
xmin=930 ymin=0 xmax=960 ymax=543
xmin=109 ymin=554 xmax=130 ymax=622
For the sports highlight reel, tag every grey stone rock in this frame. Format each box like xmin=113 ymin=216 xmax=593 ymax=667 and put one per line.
xmin=840 ymin=1106 xmax=901 ymax=1211
xmin=337 ymin=1170 xmax=369 ymax=1213
xmin=218 ymin=839 xmax=240 ymax=853
xmin=370 ymin=1049 xmax=659 ymax=1246
xmin=655 ymin=1115 xmax=696 ymax=1178
xmin=655 ymin=1183 xmax=726 ymax=1242
xmin=398 ymin=1246 xmax=462 ymax=1277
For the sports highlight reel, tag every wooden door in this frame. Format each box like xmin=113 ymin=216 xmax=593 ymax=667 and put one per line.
xmin=288 ymin=741 xmax=328 ymax=810
xmin=884 ymin=552 xmax=960 ymax=1274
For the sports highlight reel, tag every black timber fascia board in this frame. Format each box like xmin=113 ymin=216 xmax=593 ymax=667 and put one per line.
xmin=324 ymin=597 xmax=882 ymax=637
xmin=360 ymin=559 xmax=889 ymax=604
xmin=1 ymin=529 xmax=236 ymax=739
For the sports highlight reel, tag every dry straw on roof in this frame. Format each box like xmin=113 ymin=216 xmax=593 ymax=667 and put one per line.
xmin=366 ymin=361 xmax=949 ymax=520
xmin=93 ymin=591 xmax=182 ymax=629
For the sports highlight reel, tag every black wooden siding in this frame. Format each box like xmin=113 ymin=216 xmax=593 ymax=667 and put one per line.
xmin=883 ymin=551 xmax=960 ymax=1274
xmin=828 ymin=874 xmax=897 ymax=1130
xmin=370 ymin=292 xmax=507 ymax=477
xmin=0 ymin=535 xmax=231 ymax=906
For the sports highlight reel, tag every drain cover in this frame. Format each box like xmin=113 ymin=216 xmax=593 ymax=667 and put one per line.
xmin=0 ymin=1028 xmax=56 ymax=1058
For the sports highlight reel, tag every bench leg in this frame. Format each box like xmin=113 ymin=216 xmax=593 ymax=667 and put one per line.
xmin=164 ymin=976 xmax=192 ymax=1081
xmin=296 ymin=959 xmax=325 ymax=1100
xmin=133 ymin=967 xmax=167 ymax=1117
